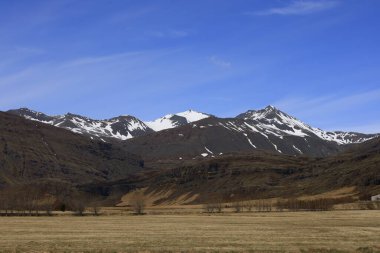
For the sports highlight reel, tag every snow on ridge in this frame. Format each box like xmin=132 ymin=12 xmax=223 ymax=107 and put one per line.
xmin=127 ymin=119 xmax=149 ymax=131
xmin=11 ymin=106 xmax=377 ymax=145
xmin=238 ymin=106 xmax=375 ymax=145
xmin=145 ymin=114 xmax=177 ymax=132
xmin=13 ymin=109 xmax=152 ymax=141
xmin=205 ymin=147 xmax=213 ymax=154
xmin=24 ymin=115 xmax=55 ymax=125
xmin=176 ymin=110 xmax=209 ymax=123
xmin=145 ymin=110 xmax=210 ymax=132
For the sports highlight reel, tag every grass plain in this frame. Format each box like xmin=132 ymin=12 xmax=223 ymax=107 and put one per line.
xmin=0 ymin=211 xmax=379 ymax=253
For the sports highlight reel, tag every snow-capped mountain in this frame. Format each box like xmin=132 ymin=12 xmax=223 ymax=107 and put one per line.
xmin=236 ymin=106 xmax=373 ymax=145
xmin=7 ymin=108 xmax=210 ymax=141
xmin=123 ymin=106 xmax=378 ymax=159
xmin=145 ymin=110 xmax=210 ymax=131
xmin=7 ymin=106 xmax=378 ymax=158
xmin=7 ymin=108 xmax=153 ymax=141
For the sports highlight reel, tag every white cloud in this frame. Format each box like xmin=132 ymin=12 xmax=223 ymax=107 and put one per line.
xmin=337 ymin=122 xmax=380 ymax=134
xmin=60 ymin=52 xmax=143 ymax=68
xmin=0 ymin=49 xmax=240 ymax=111
xmin=254 ymin=1 xmax=339 ymax=16
xmin=209 ymin=56 xmax=232 ymax=69
xmin=273 ymin=89 xmax=380 ymax=133
xmin=274 ymin=89 xmax=380 ymax=115
xmin=146 ymin=30 xmax=190 ymax=39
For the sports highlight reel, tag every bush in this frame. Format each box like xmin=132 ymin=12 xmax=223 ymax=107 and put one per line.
xmin=130 ymin=191 xmax=146 ymax=215
xmin=232 ymin=202 xmax=242 ymax=213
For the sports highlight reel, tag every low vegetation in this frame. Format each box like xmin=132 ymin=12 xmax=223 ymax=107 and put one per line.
xmin=0 ymin=184 xmax=103 ymax=216
xmin=130 ymin=190 xmax=146 ymax=215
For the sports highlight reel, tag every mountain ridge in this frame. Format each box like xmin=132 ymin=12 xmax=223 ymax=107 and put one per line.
xmin=7 ymin=106 xmax=378 ymax=158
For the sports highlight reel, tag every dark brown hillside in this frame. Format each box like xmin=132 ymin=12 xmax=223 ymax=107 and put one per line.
xmin=309 ymin=136 xmax=380 ymax=191
xmin=0 ymin=112 xmax=143 ymax=187
xmin=140 ymin=137 xmax=380 ymax=204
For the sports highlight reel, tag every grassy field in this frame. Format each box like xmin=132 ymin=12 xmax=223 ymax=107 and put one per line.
xmin=0 ymin=211 xmax=379 ymax=253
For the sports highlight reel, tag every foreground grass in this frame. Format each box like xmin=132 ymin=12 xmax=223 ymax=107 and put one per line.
xmin=0 ymin=211 xmax=379 ymax=252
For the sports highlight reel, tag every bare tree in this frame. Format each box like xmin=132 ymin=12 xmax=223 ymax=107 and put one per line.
xmin=1 ymin=187 xmax=16 ymax=216
xmin=70 ymin=194 xmax=87 ymax=216
xmin=276 ymin=200 xmax=285 ymax=212
xmin=203 ymin=203 xmax=215 ymax=213
xmin=214 ymin=202 xmax=223 ymax=213
xmin=130 ymin=191 xmax=146 ymax=215
xmin=90 ymin=199 xmax=102 ymax=216
xmin=40 ymin=196 xmax=56 ymax=216
xmin=203 ymin=202 xmax=223 ymax=213
xmin=0 ymin=191 xmax=6 ymax=216
xmin=73 ymin=201 xmax=86 ymax=216
xmin=244 ymin=201 xmax=254 ymax=212
xmin=232 ymin=201 xmax=242 ymax=213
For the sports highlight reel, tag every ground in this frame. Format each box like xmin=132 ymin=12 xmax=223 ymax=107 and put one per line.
xmin=0 ymin=211 xmax=379 ymax=253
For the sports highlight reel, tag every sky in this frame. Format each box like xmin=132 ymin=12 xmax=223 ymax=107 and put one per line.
xmin=0 ymin=0 xmax=379 ymax=133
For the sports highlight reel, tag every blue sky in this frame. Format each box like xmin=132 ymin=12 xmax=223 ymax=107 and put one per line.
xmin=0 ymin=0 xmax=379 ymax=133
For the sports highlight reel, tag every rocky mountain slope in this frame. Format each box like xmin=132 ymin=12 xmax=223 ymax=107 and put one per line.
xmin=7 ymin=108 xmax=210 ymax=141
xmin=236 ymin=106 xmax=372 ymax=145
xmin=123 ymin=106 xmax=377 ymax=159
xmin=8 ymin=106 xmax=377 ymax=158
xmin=8 ymin=108 xmax=153 ymax=141
xmin=0 ymin=112 xmax=144 ymax=187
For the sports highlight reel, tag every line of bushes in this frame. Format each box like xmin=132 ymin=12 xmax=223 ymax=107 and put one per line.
xmin=203 ymin=196 xmax=360 ymax=213
xmin=0 ymin=184 xmax=101 ymax=216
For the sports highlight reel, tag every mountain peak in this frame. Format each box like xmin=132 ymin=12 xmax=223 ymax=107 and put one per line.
xmin=114 ymin=115 xmax=138 ymax=120
xmin=18 ymin=107 xmax=33 ymax=112
xmin=64 ymin=112 xmax=92 ymax=121
xmin=176 ymin=110 xmax=209 ymax=121
xmin=7 ymin=108 xmax=55 ymax=123
xmin=236 ymin=105 xmax=283 ymax=120
xmin=145 ymin=110 xmax=210 ymax=132
xmin=264 ymin=105 xmax=278 ymax=111
xmin=11 ymin=107 xmax=45 ymax=115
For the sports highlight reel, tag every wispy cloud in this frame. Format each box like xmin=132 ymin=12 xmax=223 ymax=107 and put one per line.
xmin=273 ymin=89 xmax=380 ymax=133
xmin=146 ymin=30 xmax=191 ymax=39
xmin=209 ymin=56 xmax=232 ymax=69
xmin=274 ymin=89 xmax=380 ymax=116
xmin=338 ymin=121 xmax=380 ymax=134
xmin=60 ymin=52 xmax=143 ymax=68
xmin=253 ymin=1 xmax=339 ymax=16
xmin=0 ymin=49 xmax=240 ymax=111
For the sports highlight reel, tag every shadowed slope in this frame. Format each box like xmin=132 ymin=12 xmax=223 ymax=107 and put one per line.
xmin=0 ymin=112 xmax=143 ymax=187
xmin=138 ymin=137 xmax=380 ymax=204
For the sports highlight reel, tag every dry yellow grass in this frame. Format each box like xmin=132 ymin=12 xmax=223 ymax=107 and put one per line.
xmin=118 ymin=187 xmax=199 ymax=207
xmin=297 ymin=187 xmax=357 ymax=201
xmin=0 ymin=211 xmax=379 ymax=253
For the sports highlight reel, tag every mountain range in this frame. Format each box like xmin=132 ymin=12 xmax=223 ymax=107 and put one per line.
xmin=8 ymin=106 xmax=378 ymax=159
xmin=1 ymin=108 xmax=379 ymax=204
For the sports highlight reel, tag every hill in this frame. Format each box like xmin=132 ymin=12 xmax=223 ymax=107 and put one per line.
xmin=134 ymin=136 xmax=380 ymax=205
xmin=0 ymin=112 xmax=144 ymax=188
